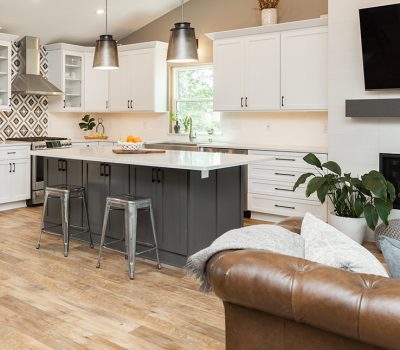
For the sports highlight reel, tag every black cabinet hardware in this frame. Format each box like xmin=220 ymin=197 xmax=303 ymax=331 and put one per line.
xmin=62 ymin=160 xmax=67 ymax=172
xmin=63 ymin=99 xmax=66 ymax=109
xmin=281 ymin=96 xmax=285 ymax=107
xmin=104 ymin=164 xmax=111 ymax=177
xmin=58 ymin=160 xmax=62 ymax=171
xmin=7 ymin=151 xmax=16 ymax=155
xmin=13 ymin=163 xmax=15 ymax=173
xmin=127 ymin=100 xmax=130 ymax=109
xmin=100 ymin=163 xmax=105 ymax=177
xmin=275 ymin=204 xmax=295 ymax=210
xmin=245 ymin=97 xmax=248 ymax=108
xmin=9 ymin=163 xmax=12 ymax=173
xmin=241 ymin=97 xmax=244 ymax=108
xmin=274 ymin=188 xmax=294 ymax=192
xmin=157 ymin=169 xmax=163 ymax=184
xmin=9 ymin=97 xmax=11 ymax=107
xmin=275 ymin=158 xmax=295 ymax=162
xmin=130 ymin=100 xmax=133 ymax=109
xmin=275 ymin=172 xmax=296 ymax=177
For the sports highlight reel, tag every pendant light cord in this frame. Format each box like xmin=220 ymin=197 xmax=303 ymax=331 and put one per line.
xmin=181 ymin=0 xmax=184 ymax=22
xmin=106 ymin=0 xmax=108 ymax=34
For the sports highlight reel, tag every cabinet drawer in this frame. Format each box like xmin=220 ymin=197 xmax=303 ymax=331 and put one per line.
xmin=248 ymin=179 xmax=316 ymax=201
xmin=248 ymin=193 xmax=327 ymax=220
xmin=72 ymin=142 xmax=99 ymax=148
xmin=249 ymin=166 xmax=308 ymax=183
xmin=0 ymin=147 xmax=30 ymax=160
xmin=248 ymin=150 xmax=327 ymax=170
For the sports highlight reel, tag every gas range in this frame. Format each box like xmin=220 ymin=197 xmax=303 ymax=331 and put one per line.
xmin=7 ymin=136 xmax=72 ymax=150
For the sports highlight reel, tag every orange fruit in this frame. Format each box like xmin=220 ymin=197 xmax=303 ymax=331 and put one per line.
xmin=127 ymin=135 xmax=135 ymax=143
xmin=133 ymin=137 xmax=143 ymax=143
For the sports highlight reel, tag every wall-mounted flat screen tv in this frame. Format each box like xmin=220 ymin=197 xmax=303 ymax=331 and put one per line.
xmin=360 ymin=4 xmax=400 ymax=90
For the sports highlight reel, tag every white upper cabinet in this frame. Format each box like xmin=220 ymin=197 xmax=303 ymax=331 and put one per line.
xmin=45 ymin=41 xmax=168 ymax=113
xmin=281 ymin=27 xmax=328 ymax=111
xmin=84 ymin=51 xmax=109 ymax=112
xmin=213 ymin=38 xmax=244 ymax=111
xmin=0 ymin=39 xmax=13 ymax=111
xmin=47 ymin=49 xmax=85 ymax=112
xmin=208 ymin=18 xmax=328 ymax=112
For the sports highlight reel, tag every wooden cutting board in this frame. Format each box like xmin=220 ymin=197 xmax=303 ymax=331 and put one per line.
xmin=112 ymin=149 xmax=166 ymax=154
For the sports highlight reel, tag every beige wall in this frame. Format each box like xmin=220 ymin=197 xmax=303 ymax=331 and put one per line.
xmin=121 ymin=0 xmax=328 ymax=63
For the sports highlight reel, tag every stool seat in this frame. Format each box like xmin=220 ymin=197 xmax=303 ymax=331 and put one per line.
xmin=96 ymin=194 xmax=161 ymax=279
xmin=36 ymin=184 xmax=93 ymax=257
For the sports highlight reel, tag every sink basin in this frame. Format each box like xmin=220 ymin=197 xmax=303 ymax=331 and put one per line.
xmin=145 ymin=142 xmax=202 ymax=152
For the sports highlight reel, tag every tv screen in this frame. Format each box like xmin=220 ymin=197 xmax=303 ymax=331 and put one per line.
xmin=360 ymin=4 xmax=400 ymax=90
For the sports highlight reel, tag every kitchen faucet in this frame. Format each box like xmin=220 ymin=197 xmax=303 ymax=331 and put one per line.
xmin=188 ymin=117 xmax=197 ymax=143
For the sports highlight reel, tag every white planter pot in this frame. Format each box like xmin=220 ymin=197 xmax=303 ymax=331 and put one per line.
xmin=261 ymin=8 xmax=278 ymax=26
xmin=328 ymin=213 xmax=367 ymax=244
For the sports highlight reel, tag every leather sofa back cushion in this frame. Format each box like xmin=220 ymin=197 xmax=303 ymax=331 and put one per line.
xmin=379 ymin=236 xmax=400 ymax=279
xmin=302 ymin=213 xmax=388 ymax=277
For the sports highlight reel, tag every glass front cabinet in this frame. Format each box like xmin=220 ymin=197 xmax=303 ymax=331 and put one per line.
xmin=0 ymin=40 xmax=12 ymax=111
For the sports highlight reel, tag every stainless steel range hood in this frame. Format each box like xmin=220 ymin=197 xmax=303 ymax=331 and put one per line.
xmin=11 ymin=36 xmax=63 ymax=96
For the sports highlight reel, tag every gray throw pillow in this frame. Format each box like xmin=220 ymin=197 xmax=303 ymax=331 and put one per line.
xmin=379 ymin=236 xmax=400 ymax=279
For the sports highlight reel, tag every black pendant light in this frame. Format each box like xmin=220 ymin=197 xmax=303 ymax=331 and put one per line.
xmin=167 ymin=0 xmax=199 ymax=63
xmin=93 ymin=0 xmax=119 ymax=70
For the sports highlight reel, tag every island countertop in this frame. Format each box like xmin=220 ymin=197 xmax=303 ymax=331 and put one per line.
xmin=31 ymin=146 xmax=269 ymax=176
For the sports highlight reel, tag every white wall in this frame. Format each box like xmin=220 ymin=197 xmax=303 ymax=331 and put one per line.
xmin=48 ymin=111 xmax=327 ymax=148
xmin=329 ymin=0 xmax=400 ymax=175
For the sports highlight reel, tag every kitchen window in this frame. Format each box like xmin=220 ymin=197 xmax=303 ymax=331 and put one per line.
xmin=172 ymin=65 xmax=221 ymax=135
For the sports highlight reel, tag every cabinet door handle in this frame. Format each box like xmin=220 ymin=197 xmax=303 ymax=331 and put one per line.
xmin=281 ymin=96 xmax=285 ymax=107
xmin=130 ymin=100 xmax=133 ymax=109
xmin=104 ymin=164 xmax=110 ymax=177
xmin=275 ymin=158 xmax=296 ymax=162
xmin=106 ymin=100 xmax=109 ymax=109
xmin=100 ymin=163 xmax=105 ymax=177
xmin=157 ymin=169 xmax=163 ymax=184
xmin=58 ymin=160 xmax=62 ymax=171
xmin=9 ymin=97 xmax=11 ymax=107
xmin=275 ymin=172 xmax=296 ymax=177
xmin=13 ymin=163 xmax=15 ymax=173
xmin=245 ymin=97 xmax=248 ymax=108
xmin=9 ymin=163 xmax=12 ymax=173
xmin=63 ymin=99 xmax=66 ymax=109
xmin=274 ymin=187 xmax=294 ymax=192
xmin=241 ymin=97 xmax=244 ymax=108
xmin=275 ymin=204 xmax=295 ymax=210
xmin=128 ymin=100 xmax=130 ymax=109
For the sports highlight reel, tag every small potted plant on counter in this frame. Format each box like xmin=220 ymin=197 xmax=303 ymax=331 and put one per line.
xmin=293 ymin=153 xmax=396 ymax=244
xmin=170 ymin=112 xmax=181 ymax=134
xmin=79 ymin=114 xmax=96 ymax=137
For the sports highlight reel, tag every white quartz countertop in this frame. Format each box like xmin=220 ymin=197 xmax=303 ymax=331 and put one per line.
xmin=0 ymin=141 xmax=31 ymax=147
xmin=31 ymin=146 xmax=270 ymax=172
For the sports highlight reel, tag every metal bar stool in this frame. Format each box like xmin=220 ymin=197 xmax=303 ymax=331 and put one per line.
xmin=96 ymin=194 xmax=162 ymax=279
xmin=36 ymin=185 xmax=93 ymax=257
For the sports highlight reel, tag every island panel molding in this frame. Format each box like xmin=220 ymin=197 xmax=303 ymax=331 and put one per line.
xmin=0 ymin=42 xmax=48 ymax=140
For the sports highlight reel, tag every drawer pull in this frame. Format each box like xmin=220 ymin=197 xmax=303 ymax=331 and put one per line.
xmin=275 ymin=172 xmax=296 ymax=177
xmin=275 ymin=204 xmax=295 ymax=210
xmin=7 ymin=152 xmax=16 ymax=155
xmin=275 ymin=158 xmax=296 ymax=162
xmin=275 ymin=188 xmax=294 ymax=192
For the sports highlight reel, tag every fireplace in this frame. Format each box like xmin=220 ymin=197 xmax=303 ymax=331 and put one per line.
xmin=380 ymin=153 xmax=400 ymax=209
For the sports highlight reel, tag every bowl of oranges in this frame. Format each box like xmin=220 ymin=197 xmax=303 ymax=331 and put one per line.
xmin=118 ymin=135 xmax=144 ymax=151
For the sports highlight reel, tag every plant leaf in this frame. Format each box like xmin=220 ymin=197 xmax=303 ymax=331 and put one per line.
xmin=322 ymin=161 xmax=342 ymax=175
xmin=354 ymin=197 xmax=364 ymax=218
xmin=362 ymin=171 xmax=387 ymax=199
xmin=317 ymin=182 xmax=329 ymax=204
xmin=364 ymin=203 xmax=379 ymax=230
xmin=293 ymin=173 xmax=314 ymax=191
xmin=303 ymin=153 xmax=322 ymax=169
xmin=387 ymin=181 xmax=397 ymax=202
xmin=305 ymin=177 xmax=326 ymax=197
xmin=374 ymin=198 xmax=390 ymax=226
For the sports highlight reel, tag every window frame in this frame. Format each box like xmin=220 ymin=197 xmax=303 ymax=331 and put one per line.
xmin=172 ymin=64 xmax=220 ymax=135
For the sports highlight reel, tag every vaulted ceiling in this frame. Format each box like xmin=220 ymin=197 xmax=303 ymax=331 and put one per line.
xmin=0 ymin=0 xmax=189 ymax=45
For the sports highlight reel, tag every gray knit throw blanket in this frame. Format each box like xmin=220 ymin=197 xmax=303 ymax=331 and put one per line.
xmin=185 ymin=225 xmax=305 ymax=292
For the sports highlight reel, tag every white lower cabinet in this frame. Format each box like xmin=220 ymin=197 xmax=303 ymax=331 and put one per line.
xmin=0 ymin=148 xmax=30 ymax=205
xmin=248 ymin=150 xmax=328 ymax=221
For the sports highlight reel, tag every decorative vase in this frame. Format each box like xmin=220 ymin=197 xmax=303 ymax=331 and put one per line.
xmin=261 ymin=8 xmax=278 ymax=26
xmin=328 ymin=213 xmax=367 ymax=244
xmin=174 ymin=121 xmax=181 ymax=134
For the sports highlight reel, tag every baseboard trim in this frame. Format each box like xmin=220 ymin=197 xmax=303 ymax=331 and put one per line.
xmin=0 ymin=201 xmax=27 ymax=212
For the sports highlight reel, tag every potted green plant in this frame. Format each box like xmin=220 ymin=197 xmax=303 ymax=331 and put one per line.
xmin=259 ymin=0 xmax=279 ymax=25
xmin=79 ymin=114 xmax=96 ymax=137
xmin=293 ymin=153 xmax=396 ymax=244
xmin=170 ymin=112 xmax=181 ymax=134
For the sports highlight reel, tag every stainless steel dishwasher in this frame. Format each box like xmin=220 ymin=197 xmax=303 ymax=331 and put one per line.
xmin=201 ymin=147 xmax=249 ymax=213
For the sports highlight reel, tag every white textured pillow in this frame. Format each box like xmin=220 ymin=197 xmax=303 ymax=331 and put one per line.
xmin=301 ymin=213 xmax=388 ymax=277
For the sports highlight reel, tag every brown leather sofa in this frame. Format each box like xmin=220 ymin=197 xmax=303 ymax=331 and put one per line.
xmin=205 ymin=219 xmax=400 ymax=350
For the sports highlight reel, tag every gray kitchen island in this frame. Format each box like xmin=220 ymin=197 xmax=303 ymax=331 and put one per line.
xmin=31 ymin=147 xmax=266 ymax=267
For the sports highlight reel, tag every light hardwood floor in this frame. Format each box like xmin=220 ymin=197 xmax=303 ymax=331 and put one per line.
xmin=0 ymin=207 xmax=225 ymax=350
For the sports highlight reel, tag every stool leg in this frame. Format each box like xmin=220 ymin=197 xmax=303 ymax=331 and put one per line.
xmin=149 ymin=203 xmax=162 ymax=270
xmin=61 ymin=193 xmax=70 ymax=257
xmin=96 ymin=201 xmax=111 ymax=269
xmin=126 ymin=204 xmax=138 ymax=280
xmin=36 ymin=191 xmax=49 ymax=249
xmin=82 ymin=191 xmax=94 ymax=249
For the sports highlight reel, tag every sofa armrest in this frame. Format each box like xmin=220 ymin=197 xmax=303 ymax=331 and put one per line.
xmin=206 ymin=250 xmax=400 ymax=350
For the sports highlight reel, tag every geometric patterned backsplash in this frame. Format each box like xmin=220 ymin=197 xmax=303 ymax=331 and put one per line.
xmin=0 ymin=41 xmax=48 ymax=140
